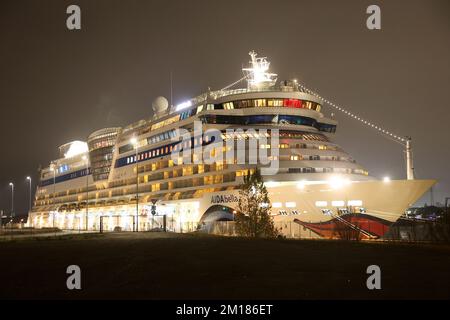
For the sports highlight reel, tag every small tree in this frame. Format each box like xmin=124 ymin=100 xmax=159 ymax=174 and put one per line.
xmin=235 ymin=168 xmax=279 ymax=238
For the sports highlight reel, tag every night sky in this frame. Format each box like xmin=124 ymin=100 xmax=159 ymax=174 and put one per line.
xmin=1 ymin=0 xmax=449 ymax=217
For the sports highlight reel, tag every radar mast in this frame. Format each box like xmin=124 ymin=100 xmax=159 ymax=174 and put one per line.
xmin=242 ymin=51 xmax=277 ymax=90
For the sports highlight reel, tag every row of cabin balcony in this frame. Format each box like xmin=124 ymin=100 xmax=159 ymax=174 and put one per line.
xmin=35 ymin=148 xmax=357 ymax=203
xmin=33 ymin=172 xmax=239 ymax=209
xmin=36 ymin=160 xmax=235 ymax=203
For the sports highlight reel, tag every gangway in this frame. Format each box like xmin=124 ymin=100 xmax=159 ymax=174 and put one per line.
xmin=330 ymin=212 xmax=378 ymax=239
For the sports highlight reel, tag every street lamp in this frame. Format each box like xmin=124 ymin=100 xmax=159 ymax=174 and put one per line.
xmin=82 ymin=155 xmax=89 ymax=231
xmin=130 ymin=137 xmax=139 ymax=232
xmin=9 ymin=182 xmax=14 ymax=218
xmin=50 ymin=163 xmax=56 ymax=228
xmin=26 ymin=176 xmax=32 ymax=226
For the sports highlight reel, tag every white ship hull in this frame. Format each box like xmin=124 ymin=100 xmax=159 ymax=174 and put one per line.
xmin=30 ymin=179 xmax=434 ymax=239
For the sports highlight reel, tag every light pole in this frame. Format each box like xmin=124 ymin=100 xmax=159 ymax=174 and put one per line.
xmin=131 ymin=137 xmax=139 ymax=232
xmin=82 ymin=155 xmax=89 ymax=230
xmin=50 ymin=163 xmax=56 ymax=228
xmin=26 ymin=176 xmax=32 ymax=227
xmin=9 ymin=182 xmax=14 ymax=218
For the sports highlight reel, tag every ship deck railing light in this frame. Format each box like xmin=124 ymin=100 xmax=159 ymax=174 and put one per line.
xmin=328 ymin=177 xmax=351 ymax=189
xmin=175 ymin=100 xmax=192 ymax=111
xmin=286 ymin=202 xmax=296 ymax=208
xmin=272 ymin=202 xmax=282 ymax=208
xmin=297 ymin=180 xmax=307 ymax=189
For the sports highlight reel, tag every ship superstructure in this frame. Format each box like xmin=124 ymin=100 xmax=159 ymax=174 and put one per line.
xmin=29 ymin=52 xmax=434 ymax=238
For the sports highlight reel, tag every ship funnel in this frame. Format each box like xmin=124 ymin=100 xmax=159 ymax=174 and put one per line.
xmin=406 ymin=137 xmax=415 ymax=180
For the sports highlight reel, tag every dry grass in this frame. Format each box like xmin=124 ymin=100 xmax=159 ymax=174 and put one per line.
xmin=1 ymin=232 xmax=450 ymax=299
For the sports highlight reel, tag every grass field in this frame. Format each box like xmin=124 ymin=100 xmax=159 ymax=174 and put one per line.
xmin=1 ymin=232 xmax=450 ymax=299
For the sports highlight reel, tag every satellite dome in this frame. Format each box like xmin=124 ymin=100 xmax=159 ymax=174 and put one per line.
xmin=152 ymin=96 xmax=169 ymax=114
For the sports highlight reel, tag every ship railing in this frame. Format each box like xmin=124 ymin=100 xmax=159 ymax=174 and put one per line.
xmin=209 ymin=87 xmax=280 ymax=100
xmin=332 ymin=212 xmax=377 ymax=239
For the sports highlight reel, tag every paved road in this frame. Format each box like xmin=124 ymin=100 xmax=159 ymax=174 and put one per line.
xmin=0 ymin=230 xmax=96 ymax=240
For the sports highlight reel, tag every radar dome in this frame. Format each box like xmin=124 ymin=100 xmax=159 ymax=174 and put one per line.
xmin=152 ymin=96 xmax=169 ymax=114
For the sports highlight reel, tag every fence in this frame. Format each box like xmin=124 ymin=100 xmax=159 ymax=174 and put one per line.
xmin=196 ymin=219 xmax=450 ymax=242
xmin=5 ymin=215 xmax=450 ymax=243
xmin=98 ymin=215 xmax=206 ymax=234
xmin=383 ymin=220 xmax=450 ymax=242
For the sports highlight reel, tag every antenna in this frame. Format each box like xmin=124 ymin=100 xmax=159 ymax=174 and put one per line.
xmin=242 ymin=51 xmax=277 ymax=89
xmin=219 ymin=74 xmax=248 ymax=92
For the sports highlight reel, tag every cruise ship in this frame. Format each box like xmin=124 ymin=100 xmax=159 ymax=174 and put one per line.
xmin=29 ymin=51 xmax=435 ymax=239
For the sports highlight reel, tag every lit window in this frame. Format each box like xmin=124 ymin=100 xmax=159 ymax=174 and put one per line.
xmin=315 ymin=201 xmax=327 ymax=207
xmin=223 ymin=102 xmax=234 ymax=110
xmin=283 ymin=99 xmax=302 ymax=108
xmin=286 ymin=202 xmax=296 ymax=208
xmin=272 ymin=202 xmax=282 ymax=208
xmin=304 ymin=101 xmax=313 ymax=109
xmin=151 ymin=115 xmax=180 ymax=130
xmin=290 ymin=155 xmax=299 ymax=161
xmin=331 ymin=200 xmax=345 ymax=207
xmin=348 ymin=200 xmax=363 ymax=206
xmin=254 ymin=99 xmax=266 ymax=107
xmin=267 ymin=99 xmax=283 ymax=107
